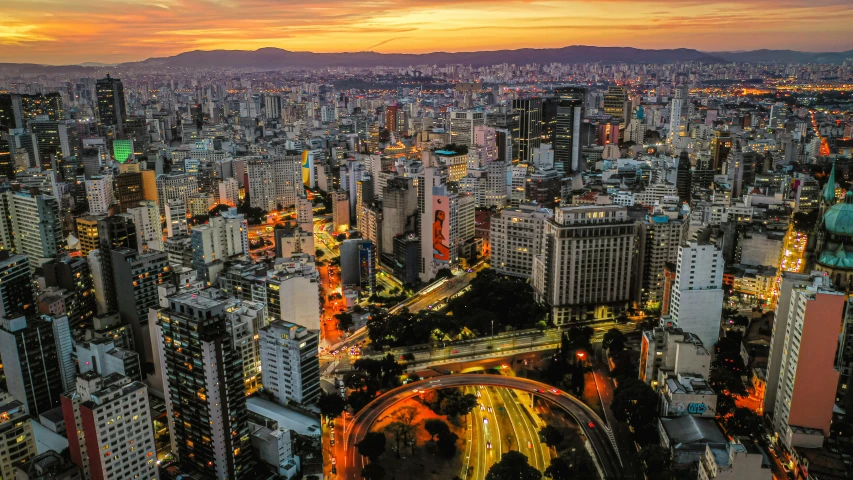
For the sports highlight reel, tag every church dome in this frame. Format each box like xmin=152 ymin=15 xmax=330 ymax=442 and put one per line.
xmin=824 ymin=191 xmax=853 ymax=235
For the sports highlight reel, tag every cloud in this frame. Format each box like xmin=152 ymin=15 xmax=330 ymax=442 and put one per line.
xmin=0 ymin=0 xmax=851 ymax=63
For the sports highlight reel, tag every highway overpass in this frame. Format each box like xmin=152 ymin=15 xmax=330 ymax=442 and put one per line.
xmin=340 ymin=374 xmax=624 ymax=479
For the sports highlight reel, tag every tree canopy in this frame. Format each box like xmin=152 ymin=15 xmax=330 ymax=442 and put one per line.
xmin=485 ymin=451 xmax=542 ymax=480
xmin=356 ymin=431 xmax=387 ymax=462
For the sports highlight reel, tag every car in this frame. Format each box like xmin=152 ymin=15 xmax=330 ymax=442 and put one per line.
xmin=487 ymin=407 xmax=493 ymax=413
xmin=549 ymin=388 xmax=560 ymax=394
xmin=588 ymin=422 xmax=595 ymax=428
xmin=527 ymin=441 xmax=533 ymax=449
xmin=532 ymin=388 xmax=543 ymax=393
xmin=476 ymin=391 xmax=481 ymax=398
xmin=331 ymin=458 xmax=336 ymax=465
xmin=331 ymin=466 xmax=337 ymax=475
xmin=483 ymin=418 xmax=488 ymax=424
xmin=451 ymin=349 xmax=458 ymax=354
xmin=480 ymin=404 xmax=485 ymax=411
xmin=486 ymin=441 xmax=492 ymax=449
xmin=330 ymin=438 xmax=335 ymax=446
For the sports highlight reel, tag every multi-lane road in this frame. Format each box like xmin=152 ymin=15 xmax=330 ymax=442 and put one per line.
xmin=339 ymin=375 xmax=623 ymax=479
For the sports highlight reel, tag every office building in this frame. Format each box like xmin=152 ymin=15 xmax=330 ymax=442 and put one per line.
xmin=95 ymin=74 xmax=127 ymax=136
xmin=190 ymin=212 xmax=249 ymax=280
xmin=10 ymin=189 xmax=63 ymax=268
xmin=669 ymin=241 xmax=724 ymax=351
xmin=218 ymin=177 xmax=240 ymax=207
xmin=265 ymin=253 xmax=320 ymax=331
xmin=155 ymin=291 xmax=255 ymax=479
xmin=635 ymin=215 xmax=685 ymax=307
xmin=0 ymin=315 xmax=64 ymax=417
xmin=165 ymin=199 xmax=188 ymax=238
xmin=61 ymin=373 xmax=158 ymax=480
xmin=340 ymin=239 xmax=376 ymax=294
xmin=381 ymin=177 xmax=417 ymax=255
xmin=449 ymin=110 xmax=485 ymax=147
xmin=273 ymin=225 xmax=314 ymax=258
xmin=296 ymin=195 xmax=313 ymax=232
xmin=127 ymin=200 xmax=162 ymax=252
xmin=769 ymin=275 xmax=844 ymax=449
xmin=115 ymin=171 xmax=143 ymax=212
xmin=676 ymin=151 xmax=692 ymax=203
xmin=668 ymin=85 xmax=689 ymax=147
xmin=76 ymin=215 xmax=101 ymax=256
xmin=0 ymin=252 xmax=34 ymax=318
xmin=532 ymin=205 xmax=635 ymax=324
xmin=553 ymin=87 xmax=585 ymax=174
xmin=512 ymin=98 xmax=542 ymax=163
xmin=490 ymin=203 xmax=552 ymax=279
xmin=259 ymin=320 xmax=320 ymax=405
xmin=603 ymin=86 xmax=628 ymax=123
xmin=246 ymin=155 xmax=303 ymax=211
xmin=111 ymin=248 xmax=169 ymax=360
xmin=85 ymin=174 xmax=114 ymax=216
xmin=155 ymin=173 xmax=197 ymax=215
xmin=0 ymin=400 xmax=36 ymax=480
xmin=765 ymin=273 xmax=820 ymax=417
xmin=42 ymin=255 xmax=96 ymax=331
xmin=97 ymin=215 xmax=138 ymax=312
xmin=331 ymin=190 xmax=350 ymax=232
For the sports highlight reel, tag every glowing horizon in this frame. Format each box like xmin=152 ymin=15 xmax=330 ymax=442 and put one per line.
xmin=2 ymin=0 xmax=852 ymax=65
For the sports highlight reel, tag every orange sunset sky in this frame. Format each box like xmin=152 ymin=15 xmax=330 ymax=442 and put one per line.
xmin=2 ymin=0 xmax=853 ymax=65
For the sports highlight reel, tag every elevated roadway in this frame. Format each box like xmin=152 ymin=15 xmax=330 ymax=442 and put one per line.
xmin=339 ymin=374 xmax=624 ymax=479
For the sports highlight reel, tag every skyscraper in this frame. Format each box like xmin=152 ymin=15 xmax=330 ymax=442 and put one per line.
xmin=512 ymin=98 xmax=542 ymax=163
xmin=0 ymin=252 xmax=34 ymax=318
xmin=669 ymin=241 xmax=724 ymax=351
xmin=532 ymin=205 xmax=636 ymax=325
xmin=603 ymin=86 xmax=628 ymax=123
xmin=449 ymin=110 xmax=485 ymax=147
xmin=10 ymin=188 xmax=63 ymax=268
xmin=553 ymin=87 xmax=585 ymax=175
xmin=259 ymin=320 xmax=320 ymax=405
xmin=95 ymin=74 xmax=127 ymax=136
xmin=490 ymin=203 xmax=552 ymax=279
xmin=668 ymin=85 xmax=689 ymax=147
xmin=676 ymin=151 xmax=692 ymax=203
xmin=61 ymin=373 xmax=159 ymax=480
xmin=0 ymin=315 xmax=64 ymax=417
xmin=111 ymin=248 xmax=169 ymax=359
xmin=155 ymin=290 xmax=255 ymax=479
xmin=769 ymin=275 xmax=844 ymax=449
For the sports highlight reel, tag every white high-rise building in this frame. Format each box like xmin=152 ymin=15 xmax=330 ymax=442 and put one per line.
xmin=218 ymin=177 xmax=240 ymax=207
xmin=10 ymin=190 xmax=63 ymax=268
xmin=165 ymin=199 xmax=187 ymax=238
xmin=490 ymin=203 xmax=552 ymax=278
xmin=155 ymin=173 xmax=197 ymax=215
xmin=265 ymin=253 xmax=321 ymax=331
xmin=296 ymin=195 xmax=313 ymax=232
xmin=259 ymin=320 xmax=320 ymax=405
xmin=85 ymin=174 xmax=114 ymax=215
xmin=127 ymin=200 xmax=162 ymax=251
xmin=449 ymin=110 xmax=485 ymax=147
xmin=669 ymin=241 xmax=724 ymax=350
xmin=60 ymin=373 xmax=159 ymax=480
xmin=668 ymin=85 xmax=689 ymax=148
xmin=769 ymin=275 xmax=844 ymax=449
xmin=246 ymin=155 xmax=303 ymax=211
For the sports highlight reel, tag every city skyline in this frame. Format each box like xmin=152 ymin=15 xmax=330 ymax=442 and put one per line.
xmin=2 ymin=0 xmax=853 ymax=64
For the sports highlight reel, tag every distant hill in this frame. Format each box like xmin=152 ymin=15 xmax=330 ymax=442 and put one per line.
xmin=2 ymin=45 xmax=852 ymax=74
xmin=711 ymin=49 xmax=853 ymax=64
xmin=118 ymin=46 xmax=721 ymax=69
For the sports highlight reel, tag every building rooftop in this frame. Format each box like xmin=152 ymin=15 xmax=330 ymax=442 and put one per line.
xmin=660 ymin=415 xmax=726 ymax=445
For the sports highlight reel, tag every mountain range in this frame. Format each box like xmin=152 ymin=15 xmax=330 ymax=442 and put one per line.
xmin=1 ymin=46 xmax=851 ymax=73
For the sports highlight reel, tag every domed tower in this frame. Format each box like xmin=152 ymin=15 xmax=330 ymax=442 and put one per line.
xmin=815 ymin=161 xmax=838 ymax=250
xmin=816 ymin=191 xmax=853 ymax=288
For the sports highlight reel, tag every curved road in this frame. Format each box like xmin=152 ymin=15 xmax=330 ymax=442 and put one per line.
xmin=340 ymin=374 xmax=624 ymax=479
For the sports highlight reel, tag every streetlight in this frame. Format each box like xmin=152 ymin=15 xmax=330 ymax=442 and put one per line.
xmin=491 ymin=320 xmax=494 ymax=337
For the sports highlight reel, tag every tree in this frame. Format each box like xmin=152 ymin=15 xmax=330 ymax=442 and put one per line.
xmin=716 ymin=393 xmax=736 ymax=417
xmin=335 ymin=233 xmax=347 ymax=242
xmin=356 ymin=431 xmax=386 ymax=462
xmin=315 ymin=249 xmax=325 ymax=258
xmin=611 ymin=378 xmax=659 ymax=438
xmin=485 ymin=451 xmax=542 ymax=480
xmin=563 ymin=326 xmax=594 ymax=353
xmin=385 ymin=422 xmax=411 ymax=457
xmin=427 ymin=388 xmax=478 ymax=422
xmin=638 ymin=445 xmax=672 ymax=479
xmin=317 ymin=392 xmax=346 ymax=419
xmin=361 ymin=462 xmax=387 ymax=480
xmin=602 ymin=328 xmax=626 ymax=353
xmin=726 ymin=407 xmax=762 ymax=437
xmin=424 ymin=418 xmax=451 ymax=441
xmin=436 ymin=430 xmax=459 ymax=458
xmin=390 ymin=406 xmax=419 ymax=455
xmin=709 ymin=365 xmax=747 ymax=397
xmin=544 ymin=456 xmax=573 ymax=480
xmin=539 ymin=425 xmax=564 ymax=449
xmin=335 ymin=312 xmax=354 ymax=331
